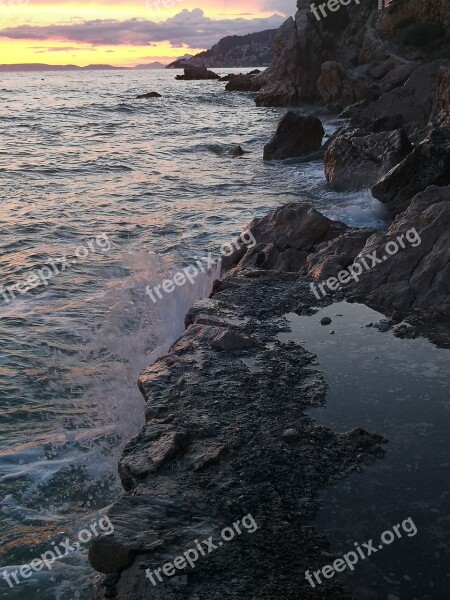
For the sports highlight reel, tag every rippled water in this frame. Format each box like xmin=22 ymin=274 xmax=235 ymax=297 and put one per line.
xmin=0 ymin=69 xmax=386 ymax=598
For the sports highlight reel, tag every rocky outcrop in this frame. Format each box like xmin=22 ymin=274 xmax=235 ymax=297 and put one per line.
xmin=346 ymin=185 xmax=450 ymax=314
xmin=175 ymin=66 xmax=220 ymax=80
xmin=90 ymin=269 xmax=387 ymax=599
xmin=225 ymin=73 xmax=262 ymax=92
xmin=324 ymin=126 xmax=412 ymax=191
xmin=136 ymin=91 xmax=162 ymax=99
xmin=254 ymin=3 xmax=324 ymax=107
xmin=317 ymin=61 xmax=373 ymax=110
xmin=224 ymin=203 xmax=348 ymax=275
xmin=355 ymin=61 xmax=449 ymax=141
xmin=263 ymin=112 xmax=324 ymax=160
xmin=372 ymin=127 xmax=450 ymax=215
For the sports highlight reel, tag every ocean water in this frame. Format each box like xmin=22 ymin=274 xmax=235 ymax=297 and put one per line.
xmin=0 ymin=69 xmax=386 ymax=598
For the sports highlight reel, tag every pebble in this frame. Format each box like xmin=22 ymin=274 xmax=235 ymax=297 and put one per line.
xmin=320 ymin=317 xmax=332 ymax=325
xmin=282 ymin=428 xmax=300 ymax=442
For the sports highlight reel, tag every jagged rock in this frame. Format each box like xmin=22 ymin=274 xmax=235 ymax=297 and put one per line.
xmin=225 ymin=73 xmax=262 ymax=91
xmin=136 ymin=91 xmax=162 ymax=99
xmin=175 ymin=66 xmax=220 ymax=80
xmin=346 ymin=185 xmax=450 ymax=314
xmin=372 ymin=127 xmax=450 ymax=215
xmin=255 ymin=5 xmax=323 ymax=106
xmin=355 ymin=61 xmax=448 ymax=141
xmin=263 ymin=112 xmax=324 ymax=160
xmin=378 ymin=0 xmax=450 ymax=36
xmin=210 ymin=328 xmax=256 ymax=351
xmin=183 ymin=443 xmax=227 ymax=471
xmin=306 ymin=228 xmax=375 ymax=280
xmin=227 ymin=203 xmax=348 ymax=274
xmin=119 ymin=424 xmax=189 ymax=490
xmin=324 ymin=127 xmax=412 ymax=191
xmin=316 ymin=61 xmax=373 ymax=110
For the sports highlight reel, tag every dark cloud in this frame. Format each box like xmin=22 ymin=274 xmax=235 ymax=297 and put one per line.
xmin=0 ymin=9 xmax=284 ymax=48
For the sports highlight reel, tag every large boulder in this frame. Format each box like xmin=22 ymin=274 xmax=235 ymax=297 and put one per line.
xmin=175 ymin=66 xmax=220 ymax=80
xmin=316 ymin=61 xmax=373 ymax=110
xmin=224 ymin=203 xmax=348 ymax=274
xmin=324 ymin=127 xmax=412 ymax=191
xmin=346 ymin=185 xmax=450 ymax=314
xmin=372 ymin=127 xmax=450 ymax=215
xmin=263 ymin=112 xmax=324 ymax=160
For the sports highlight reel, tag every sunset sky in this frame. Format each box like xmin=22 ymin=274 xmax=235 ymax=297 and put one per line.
xmin=0 ymin=0 xmax=293 ymax=66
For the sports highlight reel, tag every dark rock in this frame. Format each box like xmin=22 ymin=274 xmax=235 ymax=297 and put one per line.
xmin=263 ymin=112 xmax=324 ymax=161
xmin=226 ymin=203 xmax=348 ymax=274
xmin=345 ymin=185 xmax=450 ymax=314
xmin=176 ymin=66 xmax=220 ymax=80
xmin=316 ymin=61 xmax=373 ymax=110
xmin=320 ymin=317 xmax=332 ymax=325
xmin=339 ymin=99 xmax=370 ymax=119
xmin=372 ymin=127 xmax=450 ymax=216
xmin=88 ymin=536 xmax=134 ymax=574
xmin=324 ymin=127 xmax=412 ymax=191
xmin=282 ymin=428 xmax=300 ymax=442
xmin=136 ymin=91 xmax=161 ymax=99
xmin=228 ymin=145 xmax=246 ymax=157
xmin=225 ymin=73 xmax=262 ymax=92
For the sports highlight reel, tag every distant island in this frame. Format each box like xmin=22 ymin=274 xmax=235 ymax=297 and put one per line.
xmin=0 ymin=62 xmax=166 ymax=72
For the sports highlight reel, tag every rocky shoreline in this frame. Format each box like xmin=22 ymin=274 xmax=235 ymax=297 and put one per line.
xmin=90 ymin=0 xmax=449 ymax=597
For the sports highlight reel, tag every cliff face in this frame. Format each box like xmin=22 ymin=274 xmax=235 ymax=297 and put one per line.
xmin=255 ymin=0 xmax=449 ymax=106
xmin=167 ymin=30 xmax=277 ymax=69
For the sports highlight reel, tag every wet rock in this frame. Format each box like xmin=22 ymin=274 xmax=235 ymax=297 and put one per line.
xmin=324 ymin=127 xmax=412 ymax=191
xmin=372 ymin=127 xmax=450 ymax=216
xmin=228 ymin=145 xmax=245 ymax=157
xmin=346 ymin=185 xmax=450 ymax=314
xmin=176 ymin=66 xmax=220 ymax=80
xmin=226 ymin=203 xmax=348 ymax=274
xmin=88 ymin=536 xmax=134 ymax=574
xmin=263 ymin=112 xmax=324 ymax=161
xmin=282 ymin=428 xmax=300 ymax=442
xmin=320 ymin=317 xmax=332 ymax=325
xmin=184 ymin=443 xmax=227 ymax=472
xmin=136 ymin=91 xmax=162 ymax=99
xmin=210 ymin=328 xmax=256 ymax=351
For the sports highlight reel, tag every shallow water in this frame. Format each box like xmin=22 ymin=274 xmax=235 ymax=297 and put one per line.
xmin=279 ymin=302 xmax=450 ymax=600
xmin=0 ymin=68 xmax=386 ymax=598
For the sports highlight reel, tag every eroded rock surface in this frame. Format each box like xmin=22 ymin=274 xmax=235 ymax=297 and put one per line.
xmin=91 ymin=274 xmax=387 ymax=600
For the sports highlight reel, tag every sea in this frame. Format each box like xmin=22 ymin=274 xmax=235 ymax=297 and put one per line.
xmin=0 ymin=68 xmax=387 ymax=598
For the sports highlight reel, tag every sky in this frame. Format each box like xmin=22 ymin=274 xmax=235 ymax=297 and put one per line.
xmin=0 ymin=0 xmax=294 ymax=66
